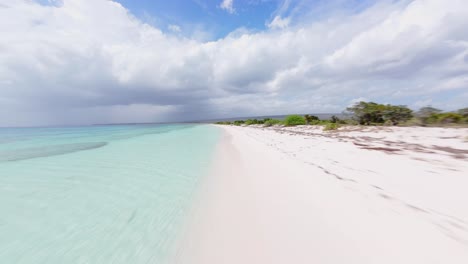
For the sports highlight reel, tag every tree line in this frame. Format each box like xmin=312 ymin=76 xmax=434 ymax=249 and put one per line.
xmin=215 ymin=101 xmax=468 ymax=129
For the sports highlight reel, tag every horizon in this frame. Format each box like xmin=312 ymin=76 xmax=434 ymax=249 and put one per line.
xmin=0 ymin=112 xmax=345 ymax=128
xmin=1 ymin=0 xmax=468 ymax=127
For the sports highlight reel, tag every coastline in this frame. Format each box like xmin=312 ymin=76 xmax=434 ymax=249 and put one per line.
xmin=174 ymin=125 xmax=468 ymax=263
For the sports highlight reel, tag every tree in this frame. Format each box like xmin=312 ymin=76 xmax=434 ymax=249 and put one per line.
xmin=416 ymin=106 xmax=442 ymax=124
xmin=383 ymin=105 xmax=413 ymax=125
xmin=417 ymin=106 xmax=442 ymax=117
xmin=346 ymin=101 xmax=412 ymax=125
xmin=330 ymin=115 xmax=340 ymax=123
xmin=457 ymin=108 xmax=468 ymax=118
xmin=346 ymin=102 xmax=386 ymax=125
xmin=436 ymin=113 xmax=463 ymax=124
xmin=304 ymin=114 xmax=319 ymax=124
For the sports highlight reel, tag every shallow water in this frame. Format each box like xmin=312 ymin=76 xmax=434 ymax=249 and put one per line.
xmin=0 ymin=124 xmax=220 ymax=263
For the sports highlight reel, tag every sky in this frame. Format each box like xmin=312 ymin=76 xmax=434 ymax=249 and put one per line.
xmin=0 ymin=0 xmax=468 ymax=127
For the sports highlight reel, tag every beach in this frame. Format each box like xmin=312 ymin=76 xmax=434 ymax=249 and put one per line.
xmin=175 ymin=125 xmax=468 ymax=264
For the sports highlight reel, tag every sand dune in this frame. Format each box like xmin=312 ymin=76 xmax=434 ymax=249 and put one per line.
xmin=175 ymin=125 xmax=468 ymax=264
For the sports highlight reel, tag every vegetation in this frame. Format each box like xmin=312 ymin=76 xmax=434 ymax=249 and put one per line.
xmin=304 ymin=115 xmax=319 ymax=124
xmin=264 ymin=119 xmax=283 ymax=127
xmin=412 ymin=106 xmax=467 ymax=126
xmin=283 ymin=115 xmax=306 ymax=126
xmin=214 ymin=102 xmax=467 ymax=128
xmin=244 ymin=119 xmax=257 ymax=125
xmin=458 ymin=108 xmax=468 ymax=118
xmin=383 ymin=105 xmax=413 ymax=125
xmin=416 ymin=107 xmax=443 ymax=125
xmin=215 ymin=121 xmax=232 ymax=125
xmin=346 ymin=102 xmax=413 ymax=125
xmin=330 ymin=115 xmax=340 ymax=123
xmin=323 ymin=123 xmax=339 ymax=131
xmin=423 ymin=112 xmax=464 ymax=125
xmin=233 ymin=120 xmax=245 ymax=126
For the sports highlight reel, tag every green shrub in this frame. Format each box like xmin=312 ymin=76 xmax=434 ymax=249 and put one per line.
xmin=458 ymin=108 xmax=468 ymax=118
xmin=383 ymin=105 xmax=413 ymax=125
xmin=244 ymin=119 xmax=254 ymax=125
xmin=308 ymin=120 xmax=321 ymax=125
xmin=283 ymin=115 xmax=306 ymax=126
xmin=421 ymin=112 xmax=464 ymax=125
xmin=264 ymin=119 xmax=283 ymax=127
xmin=245 ymin=119 xmax=262 ymax=125
xmin=330 ymin=115 xmax=340 ymax=123
xmin=346 ymin=101 xmax=413 ymax=125
xmin=416 ymin=106 xmax=442 ymax=125
xmin=215 ymin=121 xmax=232 ymax=125
xmin=323 ymin=123 xmax=339 ymax=131
xmin=304 ymin=115 xmax=319 ymax=124
xmin=435 ymin=113 xmax=463 ymax=124
xmin=233 ymin=120 xmax=245 ymax=126
xmin=400 ymin=118 xmax=422 ymax=126
xmin=343 ymin=119 xmax=359 ymax=125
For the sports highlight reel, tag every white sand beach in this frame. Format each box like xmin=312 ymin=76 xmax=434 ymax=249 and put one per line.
xmin=175 ymin=125 xmax=468 ymax=264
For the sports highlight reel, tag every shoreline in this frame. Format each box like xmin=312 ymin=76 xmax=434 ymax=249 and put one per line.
xmin=174 ymin=125 xmax=468 ymax=263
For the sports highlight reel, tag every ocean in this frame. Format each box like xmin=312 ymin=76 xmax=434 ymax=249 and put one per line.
xmin=0 ymin=124 xmax=221 ymax=263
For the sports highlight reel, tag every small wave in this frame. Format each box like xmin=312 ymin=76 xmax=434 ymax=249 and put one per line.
xmin=0 ymin=142 xmax=108 ymax=162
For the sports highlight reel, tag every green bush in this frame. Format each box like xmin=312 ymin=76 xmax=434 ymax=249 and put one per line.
xmin=346 ymin=101 xmax=413 ymax=125
xmin=416 ymin=107 xmax=442 ymax=125
xmin=304 ymin=115 xmax=319 ymax=124
xmin=458 ymin=108 xmax=468 ymax=118
xmin=420 ymin=112 xmax=464 ymax=125
xmin=264 ymin=119 xmax=283 ymax=127
xmin=383 ymin=105 xmax=413 ymax=125
xmin=283 ymin=115 xmax=306 ymax=126
xmin=233 ymin=120 xmax=245 ymax=126
xmin=330 ymin=115 xmax=340 ymax=123
xmin=215 ymin=121 xmax=232 ymax=125
xmin=323 ymin=123 xmax=339 ymax=131
xmin=308 ymin=120 xmax=321 ymax=125
xmin=342 ymin=119 xmax=359 ymax=125
xmin=245 ymin=119 xmax=262 ymax=125
xmin=435 ymin=113 xmax=463 ymax=124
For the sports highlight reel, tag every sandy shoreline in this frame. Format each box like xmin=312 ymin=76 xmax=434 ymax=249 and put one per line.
xmin=174 ymin=125 xmax=468 ymax=263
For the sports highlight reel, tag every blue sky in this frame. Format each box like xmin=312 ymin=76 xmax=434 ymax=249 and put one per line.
xmin=35 ymin=0 xmax=378 ymax=39
xmin=114 ymin=0 xmax=376 ymax=39
xmin=115 ymin=0 xmax=279 ymax=38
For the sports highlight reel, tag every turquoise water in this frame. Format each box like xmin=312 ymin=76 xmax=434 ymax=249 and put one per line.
xmin=0 ymin=124 xmax=220 ymax=263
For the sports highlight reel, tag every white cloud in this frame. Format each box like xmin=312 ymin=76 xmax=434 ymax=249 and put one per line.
xmin=0 ymin=0 xmax=468 ymax=126
xmin=267 ymin=16 xmax=290 ymax=29
xmin=220 ymin=0 xmax=235 ymax=14
xmin=168 ymin=24 xmax=181 ymax=33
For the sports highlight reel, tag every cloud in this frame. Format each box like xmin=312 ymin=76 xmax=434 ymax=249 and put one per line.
xmin=267 ymin=16 xmax=290 ymax=29
xmin=220 ymin=0 xmax=235 ymax=14
xmin=168 ymin=24 xmax=181 ymax=33
xmin=0 ymin=0 xmax=468 ymax=126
